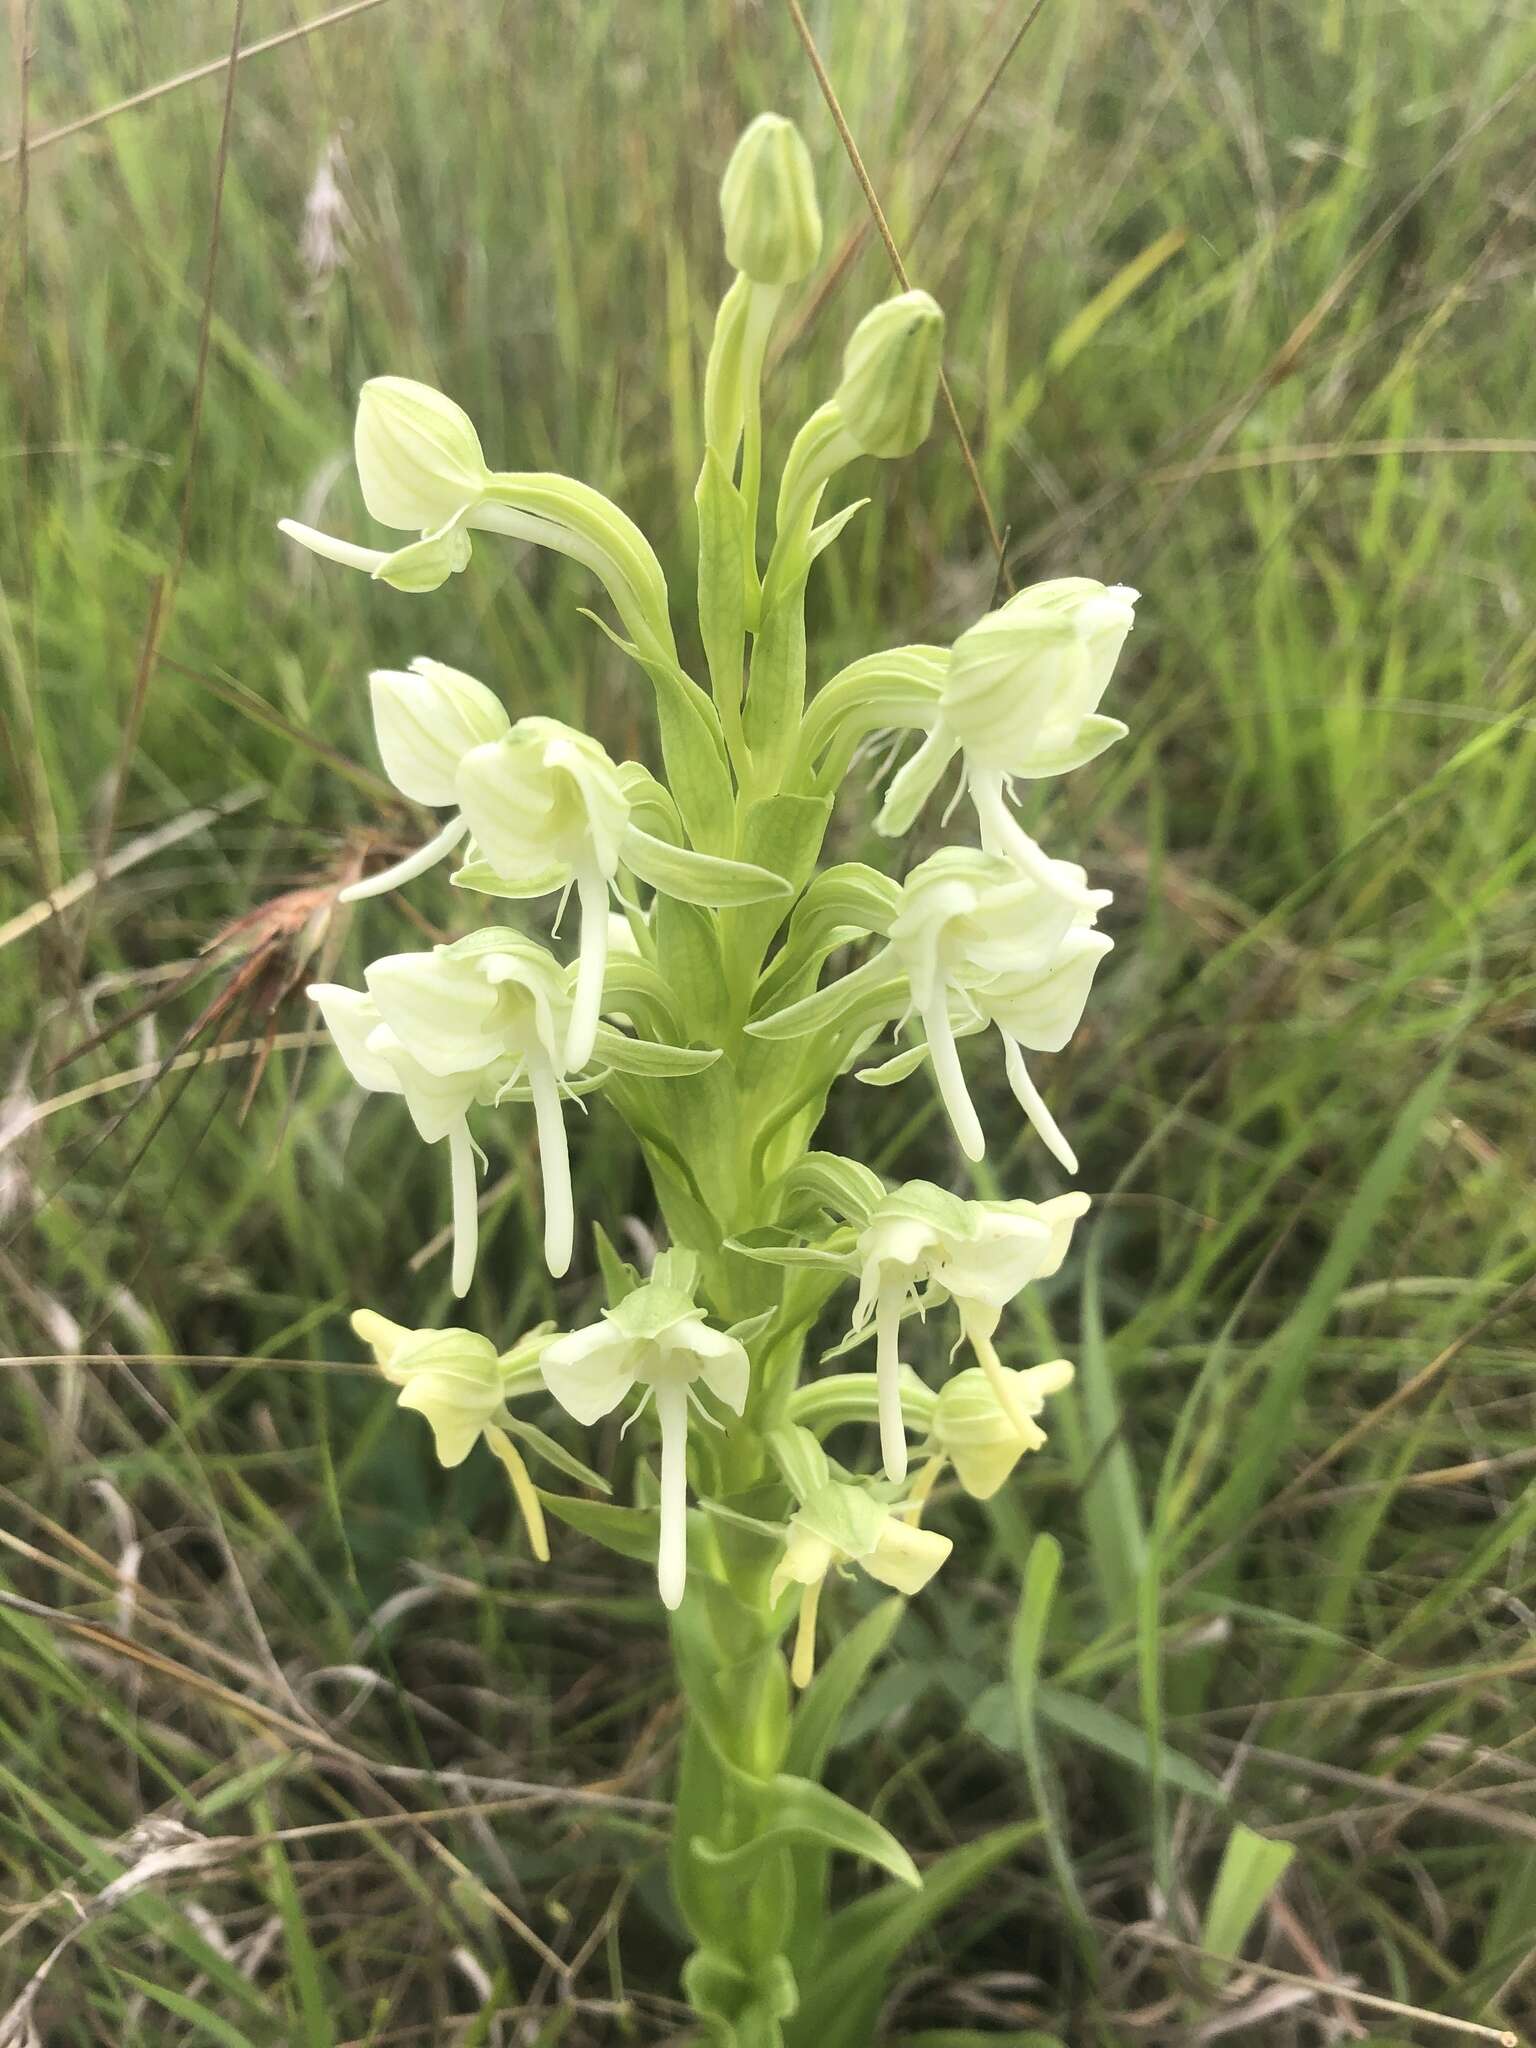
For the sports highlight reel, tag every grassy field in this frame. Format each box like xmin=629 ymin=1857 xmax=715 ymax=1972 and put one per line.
xmin=4 ymin=0 xmax=1536 ymax=2040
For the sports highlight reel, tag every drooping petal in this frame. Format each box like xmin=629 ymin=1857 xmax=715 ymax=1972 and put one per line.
xmin=682 ymin=1322 xmax=750 ymax=1416
xmin=278 ymin=519 xmax=390 ymax=575
xmin=921 ymin=997 xmax=985 ymax=1162
xmin=307 ymin=984 xmax=403 ymax=1097
xmin=540 ymin=1322 xmax=638 ymax=1425
xmin=1002 ymin=1036 xmax=1078 ymax=1175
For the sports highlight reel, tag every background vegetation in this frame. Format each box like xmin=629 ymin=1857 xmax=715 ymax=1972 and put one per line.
xmin=3 ymin=0 xmax=1535 ymax=2041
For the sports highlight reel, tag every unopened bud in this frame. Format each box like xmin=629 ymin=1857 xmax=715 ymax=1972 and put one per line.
xmin=834 ymin=290 xmax=945 ymax=458
xmin=720 ymin=113 xmax=822 ymax=285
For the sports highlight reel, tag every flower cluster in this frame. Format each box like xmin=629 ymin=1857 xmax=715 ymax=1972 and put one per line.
xmin=293 ymin=113 xmax=1132 ymax=1640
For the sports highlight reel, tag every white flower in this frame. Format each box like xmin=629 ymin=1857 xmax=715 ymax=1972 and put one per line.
xmin=930 ymin=1357 xmax=1074 ymax=1500
xmin=539 ymin=1253 xmax=749 ymax=1609
xmin=850 ymin=1181 xmax=1089 ymax=1480
xmin=278 ymin=376 xmax=679 ymax=664
xmin=340 ymin=660 xmax=512 ymax=904
xmin=313 ymin=934 xmax=722 ymax=1291
xmin=876 ymin=578 xmax=1138 ymax=864
xmin=770 ymin=1479 xmax=951 ymax=1686
xmin=750 ymin=847 xmax=1112 ymax=1173
xmin=308 ymin=980 xmax=512 ymax=1297
xmin=351 ymin=1308 xmax=554 ymax=1557
xmin=455 ymin=720 xmax=636 ymax=1072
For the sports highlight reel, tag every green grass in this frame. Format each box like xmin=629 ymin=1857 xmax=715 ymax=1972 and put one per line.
xmin=4 ymin=0 xmax=1536 ymax=2040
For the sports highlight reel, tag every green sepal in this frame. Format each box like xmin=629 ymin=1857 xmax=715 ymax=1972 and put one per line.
xmin=591 ymin=1222 xmax=641 ymax=1309
xmin=450 ymin=855 xmax=568 ymax=900
xmin=793 ymin=1478 xmax=887 ymax=1560
xmin=624 ymin=825 xmax=792 ymax=908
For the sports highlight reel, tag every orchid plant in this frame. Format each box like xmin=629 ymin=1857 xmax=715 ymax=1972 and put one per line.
xmin=288 ymin=113 xmax=1134 ymax=2048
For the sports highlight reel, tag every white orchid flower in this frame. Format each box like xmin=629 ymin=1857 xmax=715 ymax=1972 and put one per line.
xmin=750 ymin=847 xmax=1112 ymax=1173
xmin=454 ymin=719 xmax=790 ymax=1072
xmin=308 ymin=980 xmax=514 ymax=1298
xmin=770 ymin=1477 xmax=951 ymax=1686
xmin=851 ymin=1182 xmax=1089 ymax=1482
xmin=340 ymin=659 xmax=512 ymax=904
xmin=278 ymin=376 xmax=679 ymax=664
xmin=929 ymin=1356 xmax=1075 ymax=1500
xmin=312 ymin=932 xmax=721 ymax=1289
xmin=351 ymin=1308 xmax=555 ymax=1558
xmin=875 ymin=578 xmax=1138 ymax=868
xmin=539 ymin=1253 xmax=749 ymax=1609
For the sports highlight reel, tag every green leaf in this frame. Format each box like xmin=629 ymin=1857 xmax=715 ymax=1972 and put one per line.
xmin=1010 ymin=1534 xmax=1095 ymax=1957
xmin=696 ymin=445 xmax=749 ymax=713
xmin=1197 ymin=1056 xmax=1453 ymax=1553
xmin=693 ymin=1770 xmax=919 ymax=1890
xmin=654 ymin=894 xmax=729 ymax=1045
xmin=496 ymin=1414 xmax=611 ymax=1494
xmin=120 ymin=1976 xmax=265 ymax=2048
xmin=744 ymin=575 xmax=809 ymax=783
xmin=591 ymin=1221 xmax=641 ymax=1308
xmin=593 ymin=1023 xmax=723 ymax=1077
xmin=538 ymin=1490 xmax=658 ymax=1564
xmin=785 ymin=1823 xmax=1040 ymax=2047
xmin=967 ymin=1681 xmax=1226 ymax=1806
xmin=582 ymin=611 xmax=735 ymax=852
xmin=625 ymin=824 xmax=792 ymax=907
xmin=786 ymin=1597 xmax=903 ymax=1782
xmin=1198 ymin=1823 xmax=1295 ymax=1985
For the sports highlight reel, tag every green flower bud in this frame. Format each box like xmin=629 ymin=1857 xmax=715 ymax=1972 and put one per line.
xmin=834 ymin=290 xmax=945 ymax=458
xmin=354 ymin=376 xmax=491 ymax=532
xmin=719 ymin=112 xmax=822 ymax=285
